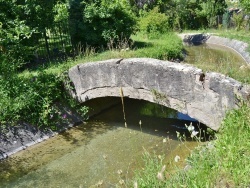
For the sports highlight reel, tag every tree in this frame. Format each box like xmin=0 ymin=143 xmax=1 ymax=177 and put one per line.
xmin=128 ymin=0 xmax=172 ymax=14
xmin=69 ymin=0 xmax=136 ymax=48
xmin=0 ymin=0 xmax=67 ymax=65
xmin=0 ymin=0 xmax=35 ymax=67
xmin=196 ymin=0 xmax=227 ymax=28
xmin=240 ymin=0 xmax=250 ymax=13
xmin=138 ymin=7 xmax=171 ymax=37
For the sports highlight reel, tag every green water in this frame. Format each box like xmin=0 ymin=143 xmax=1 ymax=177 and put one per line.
xmin=0 ymin=99 xmax=199 ymax=187
xmin=184 ymin=43 xmax=246 ymax=65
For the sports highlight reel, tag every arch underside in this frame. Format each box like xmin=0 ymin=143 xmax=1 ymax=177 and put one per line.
xmin=78 ymin=86 xmax=222 ymax=131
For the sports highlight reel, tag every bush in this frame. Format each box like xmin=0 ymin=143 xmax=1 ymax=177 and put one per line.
xmin=138 ymin=7 xmax=170 ymax=38
xmin=71 ymin=0 xmax=136 ymax=48
xmin=133 ymin=33 xmax=183 ymax=60
xmin=0 ymin=69 xmax=62 ymax=128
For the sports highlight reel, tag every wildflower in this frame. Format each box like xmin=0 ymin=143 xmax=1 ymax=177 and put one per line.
xmin=50 ymin=114 xmax=54 ymax=119
xmin=187 ymin=123 xmax=195 ymax=132
xmin=163 ymin=138 xmax=167 ymax=143
xmin=117 ymin=169 xmax=122 ymax=175
xmin=139 ymin=120 xmax=142 ymax=125
xmin=62 ymin=114 xmax=67 ymax=119
xmin=157 ymin=165 xmax=166 ymax=181
xmin=134 ymin=181 xmax=138 ymax=188
xmin=174 ymin=155 xmax=180 ymax=162
xmin=119 ymin=179 xmax=125 ymax=185
xmin=191 ymin=130 xmax=199 ymax=138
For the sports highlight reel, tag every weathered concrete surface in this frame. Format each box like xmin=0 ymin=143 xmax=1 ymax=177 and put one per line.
xmin=0 ymin=104 xmax=84 ymax=160
xmin=179 ymin=33 xmax=250 ymax=63
xmin=68 ymin=58 xmax=250 ymax=131
xmin=0 ymin=99 xmax=121 ymax=160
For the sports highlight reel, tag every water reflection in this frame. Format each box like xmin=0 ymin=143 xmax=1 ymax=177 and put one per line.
xmin=0 ymin=98 xmax=203 ymax=188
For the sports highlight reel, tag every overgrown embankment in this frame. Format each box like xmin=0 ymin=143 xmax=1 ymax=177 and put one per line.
xmin=133 ymin=101 xmax=250 ymax=187
xmin=0 ymin=32 xmax=184 ymax=158
xmin=131 ymin=30 xmax=250 ymax=187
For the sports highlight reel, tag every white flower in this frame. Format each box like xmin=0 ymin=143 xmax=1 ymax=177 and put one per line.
xmin=117 ymin=169 xmax=123 ymax=175
xmin=187 ymin=124 xmax=195 ymax=132
xmin=163 ymin=138 xmax=167 ymax=143
xmin=119 ymin=179 xmax=125 ymax=185
xmin=134 ymin=181 xmax=138 ymax=188
xmin=174 ymin=155 xmax=180 ymax=162
xmin=191 ymin=130 xmax=199 ymax=138
xmin=207 ymin=142 xmax=214 ymax=150
xmin=157 ymin=172 xmax=165 ymax=181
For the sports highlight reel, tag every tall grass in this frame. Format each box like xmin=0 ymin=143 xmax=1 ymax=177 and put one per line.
xmin=129 ymin=30 xmax=250 ymax=187
xmin=133 ymin=102 xmax=250 ymax=187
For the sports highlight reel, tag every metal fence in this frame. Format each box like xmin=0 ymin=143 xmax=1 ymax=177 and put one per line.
xmin=32 ymin=22 xmax=72 ymax=63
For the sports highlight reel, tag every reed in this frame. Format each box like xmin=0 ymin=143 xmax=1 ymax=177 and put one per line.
xmin=119 ymin=87 xmax=127 ymax=128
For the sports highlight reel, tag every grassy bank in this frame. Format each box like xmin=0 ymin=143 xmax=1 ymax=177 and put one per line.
xmin=1 ymin=30 xmax=250 ymax=187
xmin=130 ymin=29 xmax=250 ymax=187
xmin=0 ymin=32 xmax=183 ymax=130
xmin=132 ymin=101 xmax=250 ymax=187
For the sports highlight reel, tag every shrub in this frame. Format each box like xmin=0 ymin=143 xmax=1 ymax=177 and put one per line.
xmin=138 ymin=7 xmax=170 ymax=38
xmin=72 ymin=0 xmax=136 ymax=48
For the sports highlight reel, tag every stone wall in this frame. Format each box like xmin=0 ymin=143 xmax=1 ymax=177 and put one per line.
xmin=68 ymin=58 xmax=250 ymax=131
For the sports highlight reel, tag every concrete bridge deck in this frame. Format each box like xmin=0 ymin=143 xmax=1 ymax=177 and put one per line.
xmin=68 ymin=58 xmax=250 ymax=131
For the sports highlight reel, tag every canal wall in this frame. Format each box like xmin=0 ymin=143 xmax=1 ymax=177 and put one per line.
xmin=0 ymin=104 xmax=84 ymax=160
xmin=68 ymin=58 xmax=250 ymax=131
xmin=178 ymin=33 xmax=250 ymax=64
xmin=0 ymin=98 xmax=120 ymax=160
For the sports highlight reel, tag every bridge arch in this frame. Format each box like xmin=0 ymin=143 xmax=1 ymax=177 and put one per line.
xmin=68 ymin=58 xmax=250 ymax=130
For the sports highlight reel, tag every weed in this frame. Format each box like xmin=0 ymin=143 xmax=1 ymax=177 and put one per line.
xmin=132 ymin=102 xmax=250 ymax=187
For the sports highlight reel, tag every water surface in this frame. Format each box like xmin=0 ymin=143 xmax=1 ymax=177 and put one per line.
xmin=0 ymin=99 xmax=200 ymax=187
xmin=184 ymin=43 xmax=246 ymax=65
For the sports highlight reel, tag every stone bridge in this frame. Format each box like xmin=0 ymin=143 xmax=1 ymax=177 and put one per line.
xmin=68 ymin=58 xmax=250 ymax=131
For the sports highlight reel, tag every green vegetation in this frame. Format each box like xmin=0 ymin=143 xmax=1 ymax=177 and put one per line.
xmin=201 ymin=29 xmax=250 ymax=47
xmin=184 ymin=42 xmax=250 ymax=84
xmin=0 ymin=32 xmax=183 ymax=130
xmin=133 ymin=101 xmax=250 ymax=187
xmin=213 ymin=29 xmax=250 ymax=53
xmin=1 ymin=0 xmax=250 ymax=186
